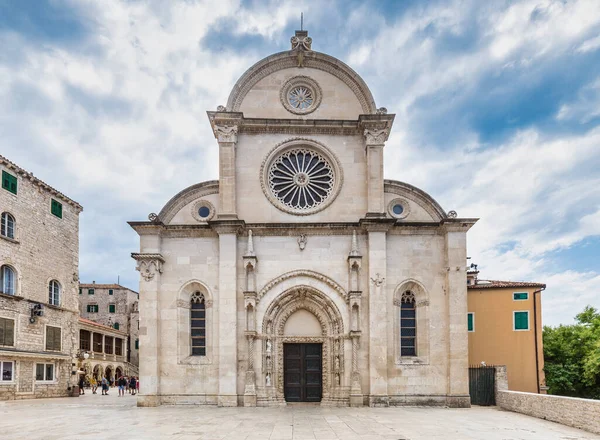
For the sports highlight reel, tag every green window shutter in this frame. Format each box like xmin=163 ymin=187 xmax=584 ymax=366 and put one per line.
xmin=467 ymin=313 xmax=474 ymax=332
xmin=109 ymin=289 xmax=113 ymax=295
xmin=0 ymin=317 xmax=14 ymax=345
xmin=46 ymin=326 xmax=60 ymax=350
xmin=113 ymin=322 xmax=119 ymax=330
xmin=51 ymin=199 xmax=63 ymax=218
xmin=515 ymin=312 xmax=529 ymax=330
xmin=135 ymin=339 xmax=139 ymax=349
xmin=109 ymin=304 xmax=115 ymax=313
xmin=88 ymin=289 xmax=94 ymax=295
xmin=2 ymin=171 xmax=17 ymax=195
xmin=513 ymin=292 xmax=528 ymax=300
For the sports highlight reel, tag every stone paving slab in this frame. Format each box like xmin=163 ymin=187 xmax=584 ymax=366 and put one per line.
xmin=0 ymin=393 xmax=598 ymax=440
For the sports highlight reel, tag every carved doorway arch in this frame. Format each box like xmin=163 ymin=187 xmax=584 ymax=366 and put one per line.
xmin=261 ymin=285 xmax=345 ymax=404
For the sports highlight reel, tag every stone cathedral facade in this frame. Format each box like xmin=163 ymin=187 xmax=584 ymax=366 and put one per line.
xmin=130 ymin=31 xmax=477 ymax=408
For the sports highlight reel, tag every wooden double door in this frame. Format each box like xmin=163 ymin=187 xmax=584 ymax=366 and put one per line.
xmin=283 ymin=343 xmax=322 ymax=402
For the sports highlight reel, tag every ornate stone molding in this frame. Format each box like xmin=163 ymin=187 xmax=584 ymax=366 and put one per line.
xmin=257 ymin=269 xmax=348 ymax=302
xmin=214 ymin=124 xmax=238 ymax=143
xmin=387 ymin=197 xmax=411 ymax=220
xmin=364 ymin=127 xmax=390 ymax=146
xmin=226 ymin=51 xmax=377 ymax=114
xmin=157 ymin=180 xmax=219 ymax=225
xmin=131 ymin=253 xmax=165 ymax=282
xmin=191 ymin=199 xmax=215 ymax=223
xmin=259 ymin=138 xmax=343 ymax=216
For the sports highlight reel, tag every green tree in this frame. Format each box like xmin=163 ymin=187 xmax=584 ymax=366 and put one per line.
xmin=543 ymin=306 xmax=600 ymax=399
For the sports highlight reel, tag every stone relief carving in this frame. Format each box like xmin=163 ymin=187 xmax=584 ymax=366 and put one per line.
xmin=370 ymin=273 xmax=385 ymax=287
xmin=291 ymin=33 xmax=312 ymax=51
xmin=214 ymin=124 xmax=238 ymax=143
xmin=148 ymin=212 xmax=159 ymax=222
xmin=216 ymin=105 xmax=226 ymax=112
xmin=132 ymin=253 xmax=165 ymax=282
xmin=376 ymin=107 xmax=388 ymax=114
xmin=297 ymin=234 xmax=307 ymax=251
xmin=364 ymin=128 xmax=390 ymax=145
xmin=447 ymin=210 xmax=458 ymax=218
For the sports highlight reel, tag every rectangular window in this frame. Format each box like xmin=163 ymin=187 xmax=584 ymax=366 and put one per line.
xmin=1 ymin=360 xmax=14 ymax=381
xmin=105 ymin=336 xmax=113 ymax=355
xmin=109 ymin=289 xmax=113 ymax=295
xmin=115 ymin=338 xmax=122 ymax=356
xmin=514 ymin=311 xmax=530 ymax=331
xmin=80 ymin=330 xmax=91 ymax=351
xmin=135 ymin=339 xmax=139 ymax=350
xmin=88 ymin=288 xmax=94 ymax=295
xmin=35 ymin=363 xmax=54 ymax=381
xmin=2 ymin=171 xmax=17 ymax=195
xmin=79 ymin=288 xmax=82 ymax=295
xmin=108 ymin=304 xmax=116 ymax=313
xmin=50 ymin=199 xmax=62 ymax=218
xmin=45 ymin=326 xmax=61 ymax=351
xmin=93 ymin=333 xmax=103 ymax=353
xmin=513 ymin=292 xmax=529 ymax=300
xmin=468 ymin=312 xmax=475 ymax=332
xmin=87 ymin=304 xmax=98 ymax=313
xmin=0 ymin=317 xmax=15 ymax=346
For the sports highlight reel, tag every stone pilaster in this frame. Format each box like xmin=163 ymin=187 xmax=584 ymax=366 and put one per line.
xmin=365 ymin=223 xmax=390 ymax=406
xmin=443 ymin=222 xmax=471 ymax=408
xmin=212 ymin=221 xmax=243 ymax=406
xmin=131 ymin=252 xmax=165 ymax=407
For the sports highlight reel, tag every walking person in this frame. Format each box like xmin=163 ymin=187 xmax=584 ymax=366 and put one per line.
xmin=129 ymin=376 xmax=137 ymax=396
xmin=78 ymin=374 xmax=85 ymax=395
xmin=101 ymin=376 xmax=109 ymax=395
xmin=90 ymin=376 xmax=97 ymax=394
xmin=117 ymin=375 xmax=127 ymax=397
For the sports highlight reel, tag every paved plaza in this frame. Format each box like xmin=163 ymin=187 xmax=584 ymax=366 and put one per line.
xmin=0 ymin=393 xmax=598 ymax=440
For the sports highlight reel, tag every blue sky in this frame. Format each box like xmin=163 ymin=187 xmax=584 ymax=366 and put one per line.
xmin=1 ymin=0 xmax=599 ymax=326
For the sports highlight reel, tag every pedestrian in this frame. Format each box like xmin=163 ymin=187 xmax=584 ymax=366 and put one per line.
xmin=101 ymin=376 xmax=109 ymax=395
xmin=136 ymin=377 xmax=139 ymax=394
xmin=78 ymin=374 xmax=85 ymax=395
xmin=129 ymin=376 xmax=137 ymax=396
xmin=118 ymin=375 xmax=127 ymax=397
xmin=90 ymin=376 xmax=97 ymax=394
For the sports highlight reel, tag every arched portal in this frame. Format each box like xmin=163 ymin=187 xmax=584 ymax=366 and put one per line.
xmin=115 ymin=367 xmax=123 ymax=379
xmin=260 ymin=285 xmax=345 ymax=404
xmin=93 ymin=364 xmax=102 ymax=381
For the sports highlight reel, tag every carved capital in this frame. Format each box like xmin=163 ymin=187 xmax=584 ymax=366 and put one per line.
xmin=348 ymin=290 xmax=362 ymax=307
xmin=363 ymin=127 xmax=390 ymax=146
xmin=131 ymin=253 xmax=165 ymax=282
xmin=244 ymin=291 xmax=257 ymax=309
xmin=214 ymin=124 xmax=238 ymax=143
xmin=176 ymin=299 xmax=191 ymax=309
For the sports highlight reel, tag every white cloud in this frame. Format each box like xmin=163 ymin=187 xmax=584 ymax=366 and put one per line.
xmin=577 ymin=33 xmax=600 ymax=53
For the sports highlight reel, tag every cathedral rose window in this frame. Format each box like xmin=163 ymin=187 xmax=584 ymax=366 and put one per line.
xmin=261 ymin=140 xmax=343 ymax=215
xmin=280 ymin=76 xmax=322 ymax=115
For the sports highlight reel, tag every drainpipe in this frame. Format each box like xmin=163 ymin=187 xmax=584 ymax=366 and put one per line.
xmin=533 ymin=286 xmax=545 ymax=394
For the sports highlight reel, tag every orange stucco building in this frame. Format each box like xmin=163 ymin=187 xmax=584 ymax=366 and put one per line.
xmin=467 ymin=270 xmax=546 ymax=394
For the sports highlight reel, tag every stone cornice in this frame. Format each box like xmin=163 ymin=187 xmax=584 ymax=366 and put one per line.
xmin=359 ymin=217 xmax=396 ymax=232
xmin=208 ymin=219 xmax=246 ymax=234
xmin=441 ymin=218 xmax=479 ymax=232
xmin=127 ymin=222 xmax=165 ymax=236
xmin=131 ymin=253 xmax=165 ymax=263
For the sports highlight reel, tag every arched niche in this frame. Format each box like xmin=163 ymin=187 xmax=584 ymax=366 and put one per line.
xmin=176 ymin=280 xmax=214 ymax=365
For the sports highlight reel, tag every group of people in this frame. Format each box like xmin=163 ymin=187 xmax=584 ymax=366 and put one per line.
xmin=79 ymin=374 xmax=138 ymax=396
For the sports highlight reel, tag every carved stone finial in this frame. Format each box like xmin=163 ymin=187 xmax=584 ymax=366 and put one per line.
xmin=349 ymin=230 xmax=360 ymax=257
xmin=217 ymin=105 xmax=226 ymax=112
xmin=297 ymin=234 xmax=307 ymax=251
xmin=447 ymin=210 xmax=458 ymax=218
xmin=148 ymin=213 xmax=159 ymax=223
xmin=291 ymin=30 xmax=312 ymax=51
xmin=376 ymin=107 xmax=388 ymax=115
xmin=246 ymin=229 xmax=255 ymax=257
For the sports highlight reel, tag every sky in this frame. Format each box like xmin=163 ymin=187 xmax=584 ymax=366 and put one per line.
xmin=0 ymin=0 xmax=599 ymax=326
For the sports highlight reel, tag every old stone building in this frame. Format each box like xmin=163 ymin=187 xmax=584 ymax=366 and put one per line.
xmin=78 ymin=283 xmax=140 ymax=367
xmin=130 ymin=31 xmax=477 ymax=407
xmin=0 ymin=155 xmax=82 ymax=400
xmin=78 ymin=317 xmax=138 ymax=382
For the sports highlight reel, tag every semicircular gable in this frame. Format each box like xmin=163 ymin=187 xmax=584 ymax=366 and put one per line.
xmin=158 ymin=180 xmax=219 ymax=224
xmin=226 ymin=51 xmax=377 ymax=115
xmin=384 ymin=180 xmax=447 ymax=222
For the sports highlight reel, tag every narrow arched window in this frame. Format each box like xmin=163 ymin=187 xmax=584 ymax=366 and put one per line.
xmin=48 ymin=280 xmax=61 ymax=306
xmin=1 ymin=212 xmax=15 ymax=239
xmin=400 ymin=290 xmax=416 ymax=356
xmin=1 ymin=265 xmax=16 ymax=295
xmin=190 ymin=291 xmax=206 ymax=356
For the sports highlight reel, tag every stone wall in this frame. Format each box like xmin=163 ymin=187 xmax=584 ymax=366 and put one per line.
xmin=497 ymin=390 xmax=600 ymax=435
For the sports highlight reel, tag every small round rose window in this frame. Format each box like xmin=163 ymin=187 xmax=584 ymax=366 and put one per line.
xmin=288 ymin=86 xmax=314 ymax=110
xmin=268 ymin=148 xmax=334 ymax=211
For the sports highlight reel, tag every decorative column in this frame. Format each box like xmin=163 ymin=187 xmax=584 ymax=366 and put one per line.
xmin=213 ymin=221 xmax=243 ymax=407
xmin=243 ymin=229 xmax=258 ymax=407
xmin=208 ymin=110 xmax=243 ymax=220
xmin=443 ymin=220 xmax=475 ymax=408
xmin=347 ymin=230 xmax=363 ymax=406
xmin=131 ymin=251 xmax=165 ymax=407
